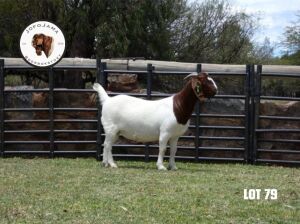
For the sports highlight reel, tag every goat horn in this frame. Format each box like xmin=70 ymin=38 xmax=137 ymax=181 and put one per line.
xmin=184 ymin=72 xmax=198 ymax=80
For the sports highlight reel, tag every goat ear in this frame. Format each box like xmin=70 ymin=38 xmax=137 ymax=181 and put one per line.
xmin=191 ymin=78 xmax=202 ymax=97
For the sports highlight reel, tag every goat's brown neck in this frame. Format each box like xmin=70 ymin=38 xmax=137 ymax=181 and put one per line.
xmin=173 ymin=81 xmax=198 ymax=125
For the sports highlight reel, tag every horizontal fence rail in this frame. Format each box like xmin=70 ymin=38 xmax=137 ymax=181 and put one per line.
xmin=0 ymin=58 xmax=299 ymax=166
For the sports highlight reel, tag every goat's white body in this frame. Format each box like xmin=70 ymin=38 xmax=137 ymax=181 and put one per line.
xmin=102 ymin=95 xmax=188 ymax=142
xmin=94 ymin=83 xmax=188 ymax=170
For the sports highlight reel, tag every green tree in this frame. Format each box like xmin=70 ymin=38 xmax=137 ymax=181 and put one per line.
xmin=0 ymin=0 xmax=187 ymax=87
xmin=262 ymin=13 xmax=300 ymax=97
xmin=247 ymin=37 xmax=274 ymax=64
xmin=280 ymin=12 xmax=300 ymax=65
xmin=94 ymin=0 xmax=186 ymax=60
xmin=283 ymin=12 xmax=300 ymax=53
xmin=173 ymin=0 xmax=257 ymax=63
xmin=0 ymin=0 xmax=262 ymax=88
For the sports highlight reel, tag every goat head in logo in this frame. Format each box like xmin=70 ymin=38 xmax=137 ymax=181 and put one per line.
xmin=32 ymin=33 xmax=53 ymax=58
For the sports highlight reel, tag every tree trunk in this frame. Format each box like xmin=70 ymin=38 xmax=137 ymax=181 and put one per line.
xmin=54 ymin=31 xmax=94 ymax=88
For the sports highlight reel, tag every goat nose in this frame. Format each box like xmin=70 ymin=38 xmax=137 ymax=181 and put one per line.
xmin=212 ymin=86 xmax=218 ymax=95
xmin=214 ymin=88 xmax=218 ymax=95
xmin=209 ymin=89 xmax=217 ymax=98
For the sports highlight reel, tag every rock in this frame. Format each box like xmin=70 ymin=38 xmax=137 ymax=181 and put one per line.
xmin=107 ymin=74 xmax=139 ymax=92
xmin=258 ymin=101 xmax=300 ymax=161
xmin=5 ymin=86 xmax=33 ymax=107
xmin=32 ymin=91 xmax=97 ymax=151
xmin=5 ymin=89 xmax=97 ymax=151
xmin=259 ymin=101 xmax=300 ymax=149
xmin=201 ymin=98 xmax=245 ymax=115
xmin=5 ymin=86 xmax=33 ymax=120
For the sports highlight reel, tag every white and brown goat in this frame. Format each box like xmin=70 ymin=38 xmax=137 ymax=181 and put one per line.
xmin=93 ymin=72 xmax=217 ymax=170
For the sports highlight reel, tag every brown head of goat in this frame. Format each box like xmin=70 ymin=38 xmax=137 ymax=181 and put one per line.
xmin=173 ymin=72 xmax=217 ymax=125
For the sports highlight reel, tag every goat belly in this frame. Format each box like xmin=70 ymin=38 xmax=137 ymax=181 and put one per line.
xmin=119 ymin=127 xmax=160 ymax=142
xmin=116 ymin=104 xmax=168 ymax=142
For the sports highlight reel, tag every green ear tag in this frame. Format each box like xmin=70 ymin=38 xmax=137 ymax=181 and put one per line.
xmin=195 ymin=83 xmax=202 ymax=95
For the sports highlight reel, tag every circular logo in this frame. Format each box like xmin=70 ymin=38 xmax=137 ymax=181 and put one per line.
xmin=20 ymin=21 xmax=65 ymax=67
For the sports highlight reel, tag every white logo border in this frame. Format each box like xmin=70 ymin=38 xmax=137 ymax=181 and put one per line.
xmin=19 ymin=21 xmax=66 ymax=68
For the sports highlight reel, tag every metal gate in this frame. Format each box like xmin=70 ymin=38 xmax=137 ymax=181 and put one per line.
xmin=0 ymin=59 xmax=299 ymax=165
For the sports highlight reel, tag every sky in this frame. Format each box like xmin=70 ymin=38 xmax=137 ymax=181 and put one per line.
xmin=230 ymin=0 xmax=299 ymax=56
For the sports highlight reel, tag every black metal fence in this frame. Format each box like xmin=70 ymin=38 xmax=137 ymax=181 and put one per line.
xmin=0 ymin=58 xmax=299 ymax=166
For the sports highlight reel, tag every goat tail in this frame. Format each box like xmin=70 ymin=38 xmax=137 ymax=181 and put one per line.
xmin=93 ymin=83 xmax=109 ymax=104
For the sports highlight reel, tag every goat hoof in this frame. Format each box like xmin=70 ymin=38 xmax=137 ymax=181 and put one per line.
xmin=102 ymin=161 xmax=109 ymax=167
xmin=168 ymin=165 xmax=178 ymax=171
xmin=157 ymin=165 xmax=167 ymax=171
xmin=109 ymin=163 xmax=118 ymax=168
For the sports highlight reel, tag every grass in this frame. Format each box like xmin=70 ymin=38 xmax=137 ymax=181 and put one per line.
xmin=0 ymin=158 xmax=299 ymax=224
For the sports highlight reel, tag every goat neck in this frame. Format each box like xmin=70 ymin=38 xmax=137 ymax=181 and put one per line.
xmin=173 ymin=80 xmax=198 ymax=125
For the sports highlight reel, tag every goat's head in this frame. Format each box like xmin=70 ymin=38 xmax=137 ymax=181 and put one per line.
xmin=184 ymin=72 xmax=218 ymax=101
xmin=32 ymin=33 xmax=53 ymax=57
xmin=32 ymin=34 xmax=45 ymax=56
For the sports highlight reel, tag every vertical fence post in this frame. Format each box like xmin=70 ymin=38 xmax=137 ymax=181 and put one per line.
xmin=195 ymin=64 xmax=202 ymax=162
xmin=48 ymin=66 xmax=55 ymax=158
xmin=244 ymin=64 xmax=251 ymax=163
xmin=146 ymin=64 xmax=153 ymax=99
xmin=249 ymin=64 xmax=256 ymax=164
xmin=253 ymin=65 xmax=262 ymax=164
xmin=95 ymin=59 xmax=105 ymax=161
xmin=244 ymin=64 xmax=255 ymax=164
xmin=0 ymin=59 xmax=4 ymax=157
xmin=100 ymin=61 xmax=108 ymax=88
xmin=145 ymin=64 xmax=153 ymax=162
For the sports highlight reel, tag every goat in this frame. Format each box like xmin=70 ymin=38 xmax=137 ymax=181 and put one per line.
xmin=93 ymin=72 xmax=218 ymax=170
xmin=32 ymin=33 xmax=54 ymax=58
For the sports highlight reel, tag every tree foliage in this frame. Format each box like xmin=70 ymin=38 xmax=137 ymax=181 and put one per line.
xmin=279 ymin=12 xmax=300 ymax=65
xmin=94 ymin=0 xmax=186 ymax=60
xmin=247 ymin=38 xmax=274 ymax=64
xmin=0 ymin=0 xmax=258 ymax=62
xmin=283 ymin=12 xmax=300 ymax=53
xmin=173 ymin=0 xmax=257 ymax=63
xmin=0 ymin=0 xmax=262 ymax=88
